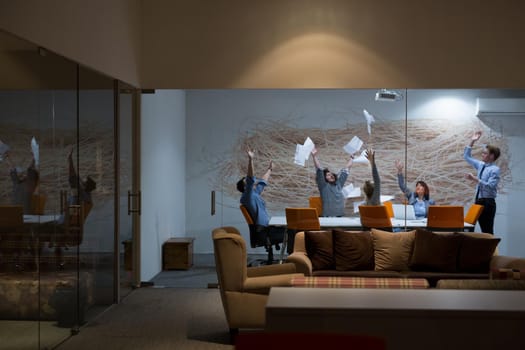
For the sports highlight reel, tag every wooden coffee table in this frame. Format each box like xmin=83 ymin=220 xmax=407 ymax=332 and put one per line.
xmin=266 ymin=287 xmax=525 ymax=350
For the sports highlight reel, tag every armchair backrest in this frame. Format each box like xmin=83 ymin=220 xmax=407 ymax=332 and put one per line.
xmin=212 ymin=227 xmax=247 ymax=292
xmin=358 ymin=205 xmax=392 ymax=230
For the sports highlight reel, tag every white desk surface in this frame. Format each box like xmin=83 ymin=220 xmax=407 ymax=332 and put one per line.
xmin=23 ymin=214 xmax=59 ymax=224
xmin=268 ymin=215 xmax=473 ymax=230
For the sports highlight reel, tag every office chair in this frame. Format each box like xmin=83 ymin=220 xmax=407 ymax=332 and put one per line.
xmin=53 ymin=202 xmax=93 ymax=269
xmin=283 ymin=207 xmax=321 ymax=261
xmin=464 ymin=204 xmax=484 ymax=231
xmin=0 ymin=205 xmax=27 ymax=271
xmin=240 ymin=205 xmax=282 ymax=265
xmin=358 ymin=205 xmax=393 ymax=231
xmin=426 ymin=205 xmax=464 ymax=231
xmin=383 ymin=201 xmax=394 ymax=218
xmin=308 ymin=196 xmax=323 ymax=217
xmin=31 ymin=193 xmax=47 ymax=215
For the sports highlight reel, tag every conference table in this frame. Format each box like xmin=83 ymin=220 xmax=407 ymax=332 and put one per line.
xmin=268 ymin=216 xmax=475 ymax=231
xmin=23 ymin=214 xmax=60 ymax=225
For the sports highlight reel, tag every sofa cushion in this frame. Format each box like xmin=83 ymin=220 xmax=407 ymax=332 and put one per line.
xmin=304 ymin=230 xmax=334 ymax=270
xmin=457 ymin=232 xmax=500 ymax=273
xmin=409 ymin=229 xmax=463 ymax=272
xmin=436 ymin=279 xmax=525 ymax=290
xmin=332 ymin=230 xmax=374 ymax=271
xmin=371 ymin=229 xmax=415 ymax=271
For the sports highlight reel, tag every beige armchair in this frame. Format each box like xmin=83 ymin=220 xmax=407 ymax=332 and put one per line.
xmin=212 ymin=226 xmax=303 ymax=336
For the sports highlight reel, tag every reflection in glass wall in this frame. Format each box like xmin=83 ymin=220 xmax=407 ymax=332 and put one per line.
xmin=118 ymin=86 xmax=139 ymax=299
xmin=0 ymin=30 xmax=119 ymax=349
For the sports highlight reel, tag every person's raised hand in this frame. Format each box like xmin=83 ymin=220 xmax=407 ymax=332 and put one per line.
xmin=472 ymin=131 xmax=482 ymax=142
xmin=246 ymin=148 xmax=254 ymax=159
xmin=395 ymin=160 xmax=403 ymax=173
xmin=465 ymin=172 xmax=477 ymax=182
xmin=365 ymin=148 xmax=375 ymax=163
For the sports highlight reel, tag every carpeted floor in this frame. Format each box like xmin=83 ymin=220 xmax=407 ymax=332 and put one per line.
xmin=55 ymin=287 xmax=233 ymax=350
xmin=150 ymin=266 xmax=219 ymax=289
xmin=2 ymin=254 xmax=267 ymax=349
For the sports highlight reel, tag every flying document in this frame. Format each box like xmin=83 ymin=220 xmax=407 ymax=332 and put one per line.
xmin=31 ymin=137 xmax=39 ymax=168
xmin=342 ymin=183 xmax=361 ymax=198
xmin=343 ymin=136 xmax=363 ymax=155
xmin=0 ymin=140 xmax=10 ymax=162
xmin=294 ymin=136 xmax=315 ymax=166
xmin=363 ymin=109 xmax=375 ymax=135
xmin=351 ymin=149 xmax=370 ymax=164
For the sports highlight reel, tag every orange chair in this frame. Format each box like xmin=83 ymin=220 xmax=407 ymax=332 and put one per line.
xmin=383 ymin=200 xmax=394 ymax=218
xmin=283 ymin=208 xmax=321 ymax=261
xmin=308 ymin=196 xmax=323 ymax=217
xmin=464 ymin=204 xmax=484 ymax=231
xmin=358 ymin=205 xmax=393 ymax=231
xmin=31 ymin=193 xmax=47 ymax=215
xmin=427 ymin=205 xmax=464 ymax=231
xmin=0 ymin=205 xmax=26 ymax=270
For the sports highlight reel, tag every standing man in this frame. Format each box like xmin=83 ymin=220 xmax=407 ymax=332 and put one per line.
xmin=311 ymin=147 xmax=353 ymax=217
xmin=464 ymin=130 xmax=501 ymax=234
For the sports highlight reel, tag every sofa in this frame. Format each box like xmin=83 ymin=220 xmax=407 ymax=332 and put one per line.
xmin=286 ymin=228 xmax=525 ymax=287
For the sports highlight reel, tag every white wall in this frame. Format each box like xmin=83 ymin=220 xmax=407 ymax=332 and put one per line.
xmin=140 ymin=90 xmax=186 ymax=281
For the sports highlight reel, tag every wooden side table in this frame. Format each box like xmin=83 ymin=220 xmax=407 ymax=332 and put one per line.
xmin=162 ymin=237 xmax=195 ymax=270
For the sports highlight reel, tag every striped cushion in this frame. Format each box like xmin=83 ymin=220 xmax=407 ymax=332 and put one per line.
xmin=291 ymin=276 xmax=429 ymax=289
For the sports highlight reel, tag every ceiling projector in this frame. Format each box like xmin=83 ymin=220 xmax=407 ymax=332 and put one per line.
xmin=375 ymin=89 xmax=403 ymax=102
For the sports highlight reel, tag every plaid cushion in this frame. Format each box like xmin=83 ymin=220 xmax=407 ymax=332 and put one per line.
xmin=291 ymin=276 xmax=429 ymax=289
xmin=490 ymin=268 xmax=525 ymax=280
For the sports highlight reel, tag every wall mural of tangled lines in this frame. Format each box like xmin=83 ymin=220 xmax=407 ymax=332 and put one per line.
xmin=216 ymin=117 xmax=509 ymax=216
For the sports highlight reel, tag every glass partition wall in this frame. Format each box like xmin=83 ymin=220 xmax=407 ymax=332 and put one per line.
xmin=0 ymin=31 xmax=138 ymax=349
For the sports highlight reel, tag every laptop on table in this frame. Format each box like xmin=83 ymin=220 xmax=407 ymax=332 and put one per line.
xmin=392 ymin=204 xmax=417 ymax=220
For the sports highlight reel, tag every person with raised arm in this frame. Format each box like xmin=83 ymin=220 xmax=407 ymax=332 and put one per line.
xmin=464 ymin=130 xmax=500 ymax=234
xmin=394 ymin=160 xmax=435 ymax=218
xmin=311 ymin=147 xmax=353 ymax=217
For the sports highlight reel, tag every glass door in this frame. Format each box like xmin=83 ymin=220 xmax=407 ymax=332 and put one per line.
xmin=118 ymin=84 xmax=140 ymax=299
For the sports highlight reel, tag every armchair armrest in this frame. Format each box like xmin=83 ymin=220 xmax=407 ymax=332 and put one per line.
xmin=243 ymin=272 xmax=304 ymax=295
xmin=286 ymin=252 xmax=313 ymax=276
xmin=490 ymin=255 xmax=525 ymax=270
xmin=247 ymin=262 xmax=297 ymax=278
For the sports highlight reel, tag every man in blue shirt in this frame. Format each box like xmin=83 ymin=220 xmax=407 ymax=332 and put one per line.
xmin=237 ymin=148 xmax=286 ymax=258
xmin=237 ymin=148 xmax=272 ymax=227
xmin=464 ymin=130 xmax=501 ymax=234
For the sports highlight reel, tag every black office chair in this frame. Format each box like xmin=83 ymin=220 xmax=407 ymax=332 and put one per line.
xmin=239 ymin=205 xmax=282 ymax=265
